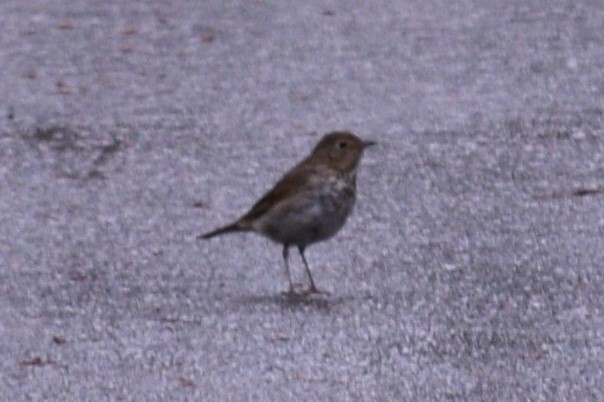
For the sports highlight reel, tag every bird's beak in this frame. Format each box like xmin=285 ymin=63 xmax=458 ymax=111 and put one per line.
xmin=363 ymin=140 xmax=376 ymax=148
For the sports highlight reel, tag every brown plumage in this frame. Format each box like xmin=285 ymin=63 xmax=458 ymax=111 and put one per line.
xmin=200 ymin=131 xmax=375 ymax=294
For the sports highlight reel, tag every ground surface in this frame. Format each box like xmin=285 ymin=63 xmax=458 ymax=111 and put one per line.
xmin=1 ymin=0 xmax=603 ymax=400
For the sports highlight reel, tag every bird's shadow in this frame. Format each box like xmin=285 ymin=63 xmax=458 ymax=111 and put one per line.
xmin=233 ymin=289 xmax=357 ymax=312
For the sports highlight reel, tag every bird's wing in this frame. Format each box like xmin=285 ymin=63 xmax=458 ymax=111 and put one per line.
xmin=240 ymin=165 xmax=314 ymax=223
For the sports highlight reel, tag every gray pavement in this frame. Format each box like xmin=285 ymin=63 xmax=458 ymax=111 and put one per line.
xmin=1 ymin=0 xmax=603 ymax=400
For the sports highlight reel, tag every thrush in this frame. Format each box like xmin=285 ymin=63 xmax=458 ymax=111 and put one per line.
xmin=199 ymin=131 xmax=375 ymax=294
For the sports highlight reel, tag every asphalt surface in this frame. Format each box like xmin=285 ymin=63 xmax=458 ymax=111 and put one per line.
xmin=1 ymin=0 xmax=603 ymax=400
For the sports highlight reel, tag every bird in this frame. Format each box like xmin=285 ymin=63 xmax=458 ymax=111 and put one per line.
xmin=199 ymin=131 xmax=375 ymax=295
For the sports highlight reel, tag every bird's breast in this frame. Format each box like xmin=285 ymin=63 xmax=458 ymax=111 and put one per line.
xmin=314 ymin=174 xmax=356 ymax=232
xmin=254 ymin=171 xmax=357 ymax=246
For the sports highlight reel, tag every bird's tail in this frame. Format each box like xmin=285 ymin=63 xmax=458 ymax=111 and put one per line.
xmin=198 ymin=221 xmax=248 ymax=240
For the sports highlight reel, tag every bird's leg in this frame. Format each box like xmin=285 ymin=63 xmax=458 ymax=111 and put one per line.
xmin=298 ymin=246 xmax=320 ymax=293
xmin=282 ymin=245 xmax=295 ymax=294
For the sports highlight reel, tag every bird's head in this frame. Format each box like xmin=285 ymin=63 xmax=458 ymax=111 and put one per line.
xmin=310 ymin=131 xmax=375 ymax=172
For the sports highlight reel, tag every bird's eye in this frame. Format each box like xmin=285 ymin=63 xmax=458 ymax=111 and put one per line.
xmin=338 ymin=141 xmax=348 ymax=149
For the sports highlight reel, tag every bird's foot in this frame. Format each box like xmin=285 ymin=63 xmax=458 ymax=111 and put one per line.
xmin=282 ymin=284 xmax=329 ymax=299
xmin=282 ymin=283 xmax=305 ymax=297
xmin=307 ymin=285 xmax=330 ymax=295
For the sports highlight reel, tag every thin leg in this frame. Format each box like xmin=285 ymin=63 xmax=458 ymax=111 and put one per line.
xmin=298 ymin=246 xmax=318 ymax=293
xmin=282 ymin=245 xmax=294 ymax=293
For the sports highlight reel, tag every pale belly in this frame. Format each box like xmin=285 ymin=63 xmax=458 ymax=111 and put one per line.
xmin=257 ymin=176 xmax=356 ymax=247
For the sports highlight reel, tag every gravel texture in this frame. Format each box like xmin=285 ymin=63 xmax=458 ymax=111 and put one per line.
xmin=1 ymin=0 xmax=603 ymax=400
